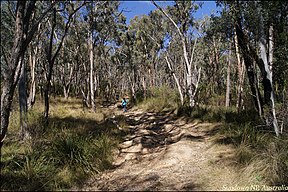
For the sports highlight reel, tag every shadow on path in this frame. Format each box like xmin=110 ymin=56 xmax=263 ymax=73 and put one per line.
xmin=89 ymin=108 xmax=222 ymax=191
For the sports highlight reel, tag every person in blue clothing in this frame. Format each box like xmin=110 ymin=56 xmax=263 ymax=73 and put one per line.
xmin=121 ymin=98 xmax=127 ymax=112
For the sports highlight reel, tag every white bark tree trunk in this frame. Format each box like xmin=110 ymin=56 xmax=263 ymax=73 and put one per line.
xmin=28 ymin=47 xmax=36 ymax=109
xmin=234 ymin=26 xmax=244 ymax=110
xmin=89 ymin=31 xmax=96 ymax=112
xmin=268 ymin=25 xmax=274 ymax=77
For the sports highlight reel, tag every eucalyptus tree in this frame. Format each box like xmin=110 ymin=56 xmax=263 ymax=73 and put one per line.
xmin=94 ymin=2 xmax=126 ymax=101
xmin=111 ymin=26 xmax=137 ymax=100
xmin=54 ymin=13 xmax=83 ymax=100
xmin=202 ymin=5 xmax=235 ymax=107
xmin=152 ymin=0 xmax=202 ymax=108
xmin=27 ymin=21 xmax=44 ymax=109
xmin=82 ymin=1 xmax=126 ymax=110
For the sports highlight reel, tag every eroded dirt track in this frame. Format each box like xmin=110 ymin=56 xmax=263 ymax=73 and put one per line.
xmin=81 ymin=107 xmax=239 ymax=191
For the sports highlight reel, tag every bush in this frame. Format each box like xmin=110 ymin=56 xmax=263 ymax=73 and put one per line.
xmin=138 ymin=86 xmax=179 ymax=112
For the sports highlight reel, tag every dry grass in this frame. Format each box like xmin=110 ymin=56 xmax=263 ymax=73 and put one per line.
xmin=211 ymin=113 xmax=288 ymax=186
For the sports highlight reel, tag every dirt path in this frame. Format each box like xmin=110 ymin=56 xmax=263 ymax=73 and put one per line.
xmin=82 ymin=107 xmax=240 ymax=191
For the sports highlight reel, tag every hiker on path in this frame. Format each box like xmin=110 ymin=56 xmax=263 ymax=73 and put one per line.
xmin=121 ymin=98 xmax=127 ymax=112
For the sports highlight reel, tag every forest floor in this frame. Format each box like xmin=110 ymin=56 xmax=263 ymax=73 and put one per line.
xmin=78 ymin=104 xmax=251 ymax=191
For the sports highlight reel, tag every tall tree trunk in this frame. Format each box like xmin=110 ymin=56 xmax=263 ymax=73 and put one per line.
xmin=268 ymin=25 xmax=279 ymax=135
xmin=225 ymin=43 xmax=231 ymax=107
xmin=128 ymin=75 xmax=136 ymax=104
xmin=63 ymin=85 xmax=70 ymax=99
xmin=1 ymin=1 xmax=33 ymax=148
xmin=43 ymin=3 xmax=85 ymax=119
xmin=234 ymin=26 xmax=244 ymax=111
xmin=165 ymin=56 xmax=184 ymax=106
xmin=1 ymin=0 xmax=56 ymax=149
xmin=213 ymin=37 xmax=221 ymax=93
xmin=44 ymin=8 xmax=56 ymax=120
xmin=152 ymin=1 xmax=200 ymax=108
xmin=63 ymin=62 xmax=74 ymax=99
xmin=268 ymin=25 xmax=274 ymax=78
xmin=89 ymin=31 xmax=96 ymax=112
xmin=142 ymin=76 xmax=147 ymax=99
xmin=44 ymin=68 xmax=52 ymax=120
xmin=208 ymin=55 xmax=215 ymax=96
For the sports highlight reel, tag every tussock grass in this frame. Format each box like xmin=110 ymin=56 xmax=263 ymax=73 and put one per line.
xmin=209 ymin=107 xmax=288 ymax=186
xmin=1 ymin=96 xmax=126 ymax=191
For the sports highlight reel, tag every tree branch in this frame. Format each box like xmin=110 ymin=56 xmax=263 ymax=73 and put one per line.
xmin=151 ymin=0 xmax=184 ymax=38
xmin=51 ymin=1 xmax=87 ymax=64
xmin=7 ymin=1 xmax=16 ymax=21
xmin=24 ymin=1 xmax=57 ymax=49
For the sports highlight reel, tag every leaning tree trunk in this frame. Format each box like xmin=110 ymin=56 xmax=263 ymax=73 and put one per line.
xmin=1 ymin=1 xmax=33 ymax=148
xmin=165 ymin=56 xmax=184 ymax=106
xmin=234 ymin=26 xmax=244 ymax=111
xmin=258 ymin=12 xmax=279 ymax=136
xmin=234 ymin=11 xmax=264 ymax=118
xmin=43 ymin=4 xmax=84 ymax=119
xmin=1 ymin=1 xmax=56 ymax=148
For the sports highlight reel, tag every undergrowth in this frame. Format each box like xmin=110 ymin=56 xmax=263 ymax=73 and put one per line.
xmin=1 ymin=97 xmax=127 ymax=191
xmin=138 ymin=86 xmax=179 ymax=112
xmin=216 ymin=122 xmax=288 ymax=185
